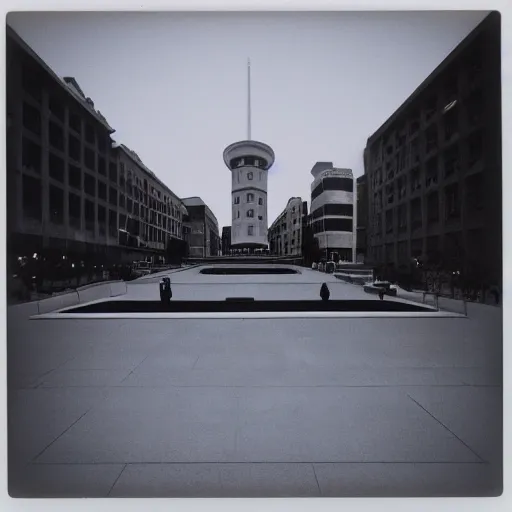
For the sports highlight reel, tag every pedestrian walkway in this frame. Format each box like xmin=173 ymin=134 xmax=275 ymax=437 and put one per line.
xmin=7 ymin=265 xmax=502 ymax=497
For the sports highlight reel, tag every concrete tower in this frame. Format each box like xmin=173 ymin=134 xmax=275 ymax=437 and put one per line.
xmin=223 ymin=59 xmax=275 ymax=249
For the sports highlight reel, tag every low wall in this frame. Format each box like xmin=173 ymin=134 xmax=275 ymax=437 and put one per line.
xmin=35 ymin=280 xmax=127 ymax=315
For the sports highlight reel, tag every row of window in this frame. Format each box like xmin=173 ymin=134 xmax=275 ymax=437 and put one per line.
xmin=373 ymin=175 xmax=484 ymax=235
xmin=234 ymin=193 xmax=264 ymax=205
xmin=311 ymin=203 xmax=353 ymax=220
xmin=21 ymin=137 xmax=182 ymax=220
xmin=22 ymin=82 xmax=110 ymax=152
xmin=229 ymin=156 xmax=268 ymax=169
xmin=370 ymin=54 xmax=484 ymax=166
xmin=311 ymin=218 xmax=354 ymax=234
xmin=311 ymin=177 xmax=354 ymax=202
xmin=20 ymin=174 xmax=182 ymax=235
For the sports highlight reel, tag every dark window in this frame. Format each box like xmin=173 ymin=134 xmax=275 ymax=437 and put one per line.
xmin=22 ymin=137 xmax=42 ymax=173
xmin=427 ymin=192 xmax=439 ymax=223
xmin=85 ymin=200 xmax=95 ymax=231
xmin=385 ymin=209 xmax=394 ymax=233
xmin=323 ymin=177 xmax=353 ymax=193
xmin=119 ymin=194 xmax=125 ymax=209
xmin=69 ymin=192 xmax=81 ymax=229
xmin=68 ymin=164 xmax=81 ymax=189
xmin=84 ymin=173 xmax=96 ymax=196
xmin=426 ymin=156 xmax=438 ymax=187
xmin=409 ymin=167 xmax=422 ymax=193
xmin=443 ymin=104 xmax=459 ymax=141
xmin=444 ymin=74 xmax=458 ymax=102
xmin=109 ymin=209 xmax=117 ymax=237
xmin=69 ymin=112 xmax=82 ymax=133
xmin=386 ymin=183 xmax=394 ymax=205
xmin=248 ymin=225 xmax=254 ymax=236
xmin=247 ymin=171 xmax=253 ymax=180
xmin=425 ymin=125 xmax=438 ymax=154
xmin=22 ymin=175 xmax=42 ymax=220
xmin=465 ymin=173 xmax=484 ymax=218
xmin=84 ymin=147 xmax=95 ymax=170
xmin=98 ymin=180 xmax=107 ymax=201
xmin=49 ymin=185 xmax=64 ymax=224
xmin=322 ymin=203 xmax=353 ymax=216
xmin=444 ymin=145 xmax=460 ymax=178
xmin=424 ymin=95 xmax=437 ymax=122
xmin=119 ymin=213 xmax=127 ymax=231
xmin=445 ymin=184 xmax=460 ymax=219
xmin=411 ymin=198 xmax=422 ymax=229
xmin=323 ymin=217 xmax=353 ymax=232
xmin=230 ymin=156 xmax=268 ymax=169
xmin=49 ymin=121 xmax=64 ymax=151
xmin=234 ymin=196 xmax=240 ymax=205
xmin=246 ymin=193 xmax=254 ymax=203
xmin=97 ymin=156 xmax=107 ymax=176
xmin=109 ymin=186 xmax=117 ymax=206
xmin=22 ymin=102 xmax=41 ymax=135
xmin=409 ymin=112 xmax=420 ymax=134
xmin=68 ymin=134 xmax=81 ymax=162
xmin=311 ymin=183 xmax=323 ymax=201
xmin=467 ymin=89 xmax=484 ymax=126
xmin=49 ymin=96 xmax=65 ymax=121
xmin=258 ymin=197 xmax=263 ymax=206
xmin=397 ymin=204 xmax=407 ymax=232
xmin=127 ymin=198 xmax=133 ymax=214
xmin=134 ymin=202 xmax=140 ymax=217
xmin=468 ymin=131 xmax=483 ymax=166
xmin=85 ymin=123 xmax=95 ymax=145
xmin=409 ymin=139 xmax=420 ymax=165
xmin=109 ymin=161 xmax=118 ymax=183
xmin=49 ymin=153 xmax=65 ymax=183
xmin=247 ymin=209 xmax=254 ymax=218
xmin=98 ymin=134 xmax=107 ymax=153
xmin=22 ymin=65 xmax=42 ymax=102
xmin=98 ymin=205 xmax=106 ymax=235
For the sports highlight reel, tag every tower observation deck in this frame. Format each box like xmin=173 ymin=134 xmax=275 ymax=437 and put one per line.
xmin=223 ymin=59 xmax=275 ymax=248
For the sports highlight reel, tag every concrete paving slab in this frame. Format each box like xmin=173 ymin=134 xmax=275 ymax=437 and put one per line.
xmin=122 ymin=365 xmax=469 ymax=388
xmin=36 ymin=387 xmax=241 ymax=463
xmin=232 ymin=387 xmax=480 ymax=463
xmin=9 ymin=463 xmax=124 ymax=498
xmin=36 ymin=386 xmax=479 ymax=464
xmin=34 ymin=369 xmax=131 ymax=388
xmin=7 ymin=265 xmax=502 ymax=497
xmin=110 ymin=463 xmax=320 ymax=497
xmin=407 ymin=386 xmax=502 ymax=464
xmin=8 ymin=388 xmax=108 ymax=467
xmin=313 ymin=462 xmax=500 ymax=497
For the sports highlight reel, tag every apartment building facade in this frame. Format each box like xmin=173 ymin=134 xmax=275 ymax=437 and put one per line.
xmin=182 ymin=197 xmax=221 ymax=258
xmin=356 ymin=174 xmax=368 ymax=263
xmin=363 ymin=12 xmax=501 ymax=285
xmin=6 ymin=26 xmax=187 ymax=269
xmin=268 ymin=197 xmax=307 ymax=256
xmin=310 ymin=162 xmax=357 ymax=262
xmin=221 ymin=226 xmax=232 ymax=255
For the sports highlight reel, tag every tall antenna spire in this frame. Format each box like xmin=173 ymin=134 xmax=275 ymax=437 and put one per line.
xmin=247 ymin=58 xmax=251 ymax=140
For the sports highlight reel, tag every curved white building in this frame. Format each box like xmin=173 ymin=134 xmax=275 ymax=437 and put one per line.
xmin=223 ymin=60 xmax=275 ymax=249
xmin=223 ymin=140 xmax=275 ymax=248
xmin=310 ymin=162 xmax=357 ymax=262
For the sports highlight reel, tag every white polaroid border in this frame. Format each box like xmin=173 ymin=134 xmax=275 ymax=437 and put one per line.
xmin=1 ymin=1 xmax=510 ymax=512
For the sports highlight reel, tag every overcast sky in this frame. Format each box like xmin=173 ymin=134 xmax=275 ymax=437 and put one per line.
xmin=8 ymin=11 xmax=487 ymax=228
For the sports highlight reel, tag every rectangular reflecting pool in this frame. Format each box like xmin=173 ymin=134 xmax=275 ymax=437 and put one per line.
xmin=60 ymin=299 xmax=434 ymax=314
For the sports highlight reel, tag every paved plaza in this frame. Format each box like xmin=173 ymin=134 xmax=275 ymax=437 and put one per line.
xmin=7 ymin=266 xmax=502 ymax=497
